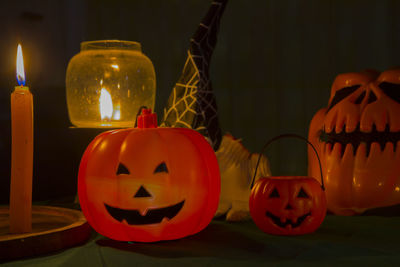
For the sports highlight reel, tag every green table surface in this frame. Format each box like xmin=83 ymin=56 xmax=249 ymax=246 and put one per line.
xmin=3 ymin=214 xmax=400 ymax=266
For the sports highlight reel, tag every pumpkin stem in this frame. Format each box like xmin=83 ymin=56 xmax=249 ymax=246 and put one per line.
xmin=250 ymin=134 xmax=325 ymax=191
xmin=136 ymin=106 xmax=158 ymax=128
xmin=134 ymin=106 xmax=147 ymax=127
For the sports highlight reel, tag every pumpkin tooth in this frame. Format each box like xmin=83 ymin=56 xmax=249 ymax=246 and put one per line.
xmin=332 ymin=143 xmax=342 ymax=158
xmin=355 ymin=143 xmax=367 ymax=161
xmin=161 ymin=217 xmax=170 ymax=223
xmin=140 ymin=208 xmax=148 ymax=216
xmin=375 ymin=115 xmax=388 ymax=132
xmin=360 ymin=117 xmax=373 ymax=133
xmin=390 ymin=124 xmax=400 ymax=132
xmin=352 ymin=143 xmax=360 ymax=156
xmin=367 ymin=142 xmax=381 ymax=161
xmin=325 ymin=143 xmax=333 ymax=155
xmin=396 ymin=141 xmax=400 ymax=157
xmin=324 ymin=109 xmax=338 ymax=133
xmin=342 ymin=143 xmax=354 ymax=161
xmin=335 ymin=117 xmax=345 ymax=134
xmin=389 ymin=112 xmax=400 ymax=132
xmin=324 ymin=124 xmax=333 ymax=135
xmin=345 ymin=114 xmax=359 ymax=133
xmin=383 ymin=142 xmax=394 ymax=157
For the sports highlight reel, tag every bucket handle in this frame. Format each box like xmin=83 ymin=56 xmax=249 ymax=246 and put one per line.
xmin=250 ymin=134 xmax=324 ymax=190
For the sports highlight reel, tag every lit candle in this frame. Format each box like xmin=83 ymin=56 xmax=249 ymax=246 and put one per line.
xmin=99 ymin=87 xmax=113 ymax=123
xmin=9 ymin=44 xmax=33 ymax=233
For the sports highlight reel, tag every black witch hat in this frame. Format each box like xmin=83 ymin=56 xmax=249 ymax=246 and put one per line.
xmin=161 ymin=0 xmax=228 ymax=151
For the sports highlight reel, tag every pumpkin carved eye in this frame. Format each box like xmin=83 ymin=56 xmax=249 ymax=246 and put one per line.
xmin=297 ymin=188 xmax=309 ymax=198
xmin=328 ymin=85 xmax=360 ymax=111
xmin=154 ymin=162 xmax=168 ymax=174
xmin=117 ymin=163 xmax=130 ymax=175
xmin=379 ymin=82 xmax=400 ymax=103
xmin=269 ymin=188 xmax=280 ymax=198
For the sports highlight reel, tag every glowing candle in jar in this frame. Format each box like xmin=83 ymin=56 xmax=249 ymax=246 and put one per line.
xmin=9 ymin=44 xmax=33 ymax=233
xmin=99 ymin=87 xmax=113 ymax=124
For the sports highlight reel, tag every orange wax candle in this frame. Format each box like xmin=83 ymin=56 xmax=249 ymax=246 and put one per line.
xmin=9 ymin=44 xmax=33 ymax=233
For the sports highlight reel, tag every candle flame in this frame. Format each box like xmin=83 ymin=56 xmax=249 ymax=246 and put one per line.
xmin=100 ymin=88 xmax=113 ymax=121
xmin=16 ymin=44 xmax=26 ymax=86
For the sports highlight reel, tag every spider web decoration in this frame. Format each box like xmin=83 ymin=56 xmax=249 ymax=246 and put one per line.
xmin=161 ymin=0 xmax=227 ymax=151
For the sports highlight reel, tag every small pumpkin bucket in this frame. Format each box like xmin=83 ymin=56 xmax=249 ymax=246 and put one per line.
xmin=249 ymin=134 xmax=327 ymax=235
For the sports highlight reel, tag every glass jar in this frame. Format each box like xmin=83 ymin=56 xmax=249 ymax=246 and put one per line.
xmin=66 ymin=40 xmax=156 ymax=128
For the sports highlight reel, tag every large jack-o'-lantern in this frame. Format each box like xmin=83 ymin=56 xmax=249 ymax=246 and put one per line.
xmin=308 ymin=69 xmax=400 ymax=215
xmin=78 ymin=109 xmax=220 ymax=242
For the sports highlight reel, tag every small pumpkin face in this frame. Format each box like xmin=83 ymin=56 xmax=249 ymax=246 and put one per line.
xmin=249 ymin=177 xmax=327 ymax=235
xmin=308 ymin=69 xmax=400 ymax=215
xmin=78 ymin=111 xmax=220 ymax=242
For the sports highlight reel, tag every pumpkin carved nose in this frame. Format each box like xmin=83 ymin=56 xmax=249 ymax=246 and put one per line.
xmin=367 ymin=91 xmax=377 ymax=104
xmin=285 ymin=203 xmax=293 ymax=210
xmin=134 ymin=185 xmax=152 ymax=198
xmin=354 ymin=91 xmax=377 ymax=105
xmin=355 ymin=90 xmax=377 ymax=105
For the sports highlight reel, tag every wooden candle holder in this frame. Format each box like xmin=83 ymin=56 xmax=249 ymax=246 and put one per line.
xmin=0 ymin=205 xmax=91 ymax=261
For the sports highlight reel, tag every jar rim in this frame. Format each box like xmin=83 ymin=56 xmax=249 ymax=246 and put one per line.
xmin=81 ymin=40 xmax=141 ymax=51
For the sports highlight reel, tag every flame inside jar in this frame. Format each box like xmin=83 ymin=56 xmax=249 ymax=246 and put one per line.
xmin=99 ymin=88 xmax=113 ymax=123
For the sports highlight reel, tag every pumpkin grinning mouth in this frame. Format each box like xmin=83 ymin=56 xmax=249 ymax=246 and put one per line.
xmin=265 ymin=211 xmax=311 ymax=228
xmin=104 ymin=200 xmax=185 ymax=225
xmin=319 ymin=124 xmax=400 ymax=157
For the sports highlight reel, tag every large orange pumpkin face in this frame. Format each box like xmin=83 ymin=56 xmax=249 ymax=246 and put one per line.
xmin=308 ymin=69 xmax=400 ymax=215
xmin=78 ymin=110 xmax=220 ymax=242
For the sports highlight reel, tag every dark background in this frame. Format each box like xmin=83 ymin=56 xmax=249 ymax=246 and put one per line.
xmin=0 ymin=0 xmax=400 ymax=203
